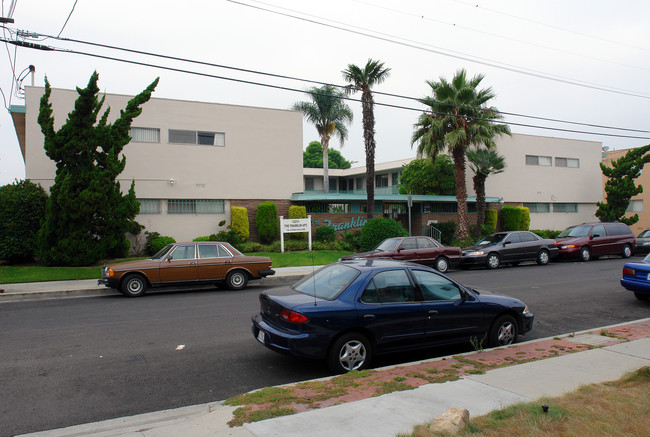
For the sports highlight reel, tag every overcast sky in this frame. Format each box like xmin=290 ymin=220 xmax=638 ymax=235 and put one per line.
xmin=1 ymin=0 xmax=649 ymax=185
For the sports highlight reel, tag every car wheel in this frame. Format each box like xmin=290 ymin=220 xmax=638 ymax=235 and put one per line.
xmin=328 ymin=333 xmax=371 ymax=373
xmin=226 ymin=270 xmax=248 ymax=290
xmin=537 ymin=249 xmax=550 ymax=265
xmin=622 ymin=244 xmax=632 ymax=258
xmin=579 ymin=247 xmax=591 ymax=262
xmin=121 ymin=274 xmax=147 ymax=297
xmin=634 ymin=292 xmax=649 ymax=301
xmin=486 ymin=253 xmax=500 ymax=269
xmin=489 ymin=315 xmax=518 ymax=347
xmin=434 ymin=256 xmax=450 ymax=273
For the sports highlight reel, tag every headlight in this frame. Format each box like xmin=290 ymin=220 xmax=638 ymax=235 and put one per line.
xmin=465 ymin=251 xmax=484 ymax=257
xmin=522 ymin=306 xmax=530 ymax=314
xmin=560 ymin=245 xmax=575 ymax=250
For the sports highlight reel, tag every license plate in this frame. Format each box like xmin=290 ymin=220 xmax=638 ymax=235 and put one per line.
xmin=257 ymin=330 xmax=266 ymax=343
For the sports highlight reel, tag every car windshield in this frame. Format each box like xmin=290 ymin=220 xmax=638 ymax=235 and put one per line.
xmin=639 ymin=230 xmax=650 ymax=238
xmin=558 ymin=225 xmax=591 ymax=238
xmin=374 ymin=238 xmax=400 ymax=252
xmin=292 ymin=264 xmax=360 ymax=300
xmin=644 ymin=253 xmax=650 ymax=262
xmin=476 ymin=233 xmax=507 ymax=245
xmin=151 ymin=244 xmax=174 ymax=260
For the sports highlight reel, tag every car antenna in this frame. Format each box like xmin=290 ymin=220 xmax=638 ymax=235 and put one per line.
xmin=311 ymin=250 xmax=317 ymax=306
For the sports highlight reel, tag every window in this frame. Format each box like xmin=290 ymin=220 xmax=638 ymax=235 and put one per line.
xmin=170 ymin=244 xmax=195 ymax=260
xmin=400 ymin=238 xmax=417 ymax=250
xmin=627 ymin=200 xmax=643 ymax=213
xmin=416 ymin=237 xmax=437 ymax=248
xmin=305 ymin=178 xmax=314 ymax=191
xmin=553 ymin=203 xmax=578 ymax=213
xmin=591 ymin=224 xmax=606 ymax=237
xmin=411 ymin=270 xmax=461 ymax=301
xmin=421 ymin=203 xmax=477 ymax=213
xmin=519 ymin=232 xmax=539 ymax=242
xmin=169 ymin=129 xmax=225 ymax=146
xmin=198 ymin=244 xmax=218 ymax=259
xmin=361 ymin=270 xmax=415 ymax=303
xmin=137 ymin=199 xmax=161 ymax=214
xmin=523 ymin=203 xmax=551 ymax=213
xmin=376 ymin=174 xmax=389 ymax=188
xmin=504 ymin=233 xmax=520 ymax=244
xmin=167 ymin=199 xmax=225 ymax=214
xmin=130 ymin=127 xmax=160 ymax=143
xmin=555 ymin=157 xmax=580 ymax=168
xmin=525 ymin=155 xmax=552 ymax=166
xmin=356 ymin=177 xmax=365 ymax=190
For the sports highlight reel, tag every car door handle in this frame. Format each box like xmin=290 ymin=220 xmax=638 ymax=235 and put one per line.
xmin=363 ymin=314 xmax=376 ymax=320
xmin=428 ymin=310 xmax=439 ymax=316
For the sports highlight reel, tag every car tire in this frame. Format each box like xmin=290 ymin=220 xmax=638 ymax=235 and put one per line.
xmin=634 ymin=292 xmax=649 ymax=301
xmin=225 ymin=270 xmax=248 ymax=290
xmin=537 ymin=249 xmax=550 ymax=265
xmin=622 ymin=244 xmax=632 ymax=258
xmin=486 ymin=253 xmax=500 ymax=269
xmin=121 ymin=274 xmax=147 ymax=297
xmin=489 ymin=315 xmax=518 ymax=347
xmin=328 ymin=332 xmax=372 ymax=373
xmin=579 ymin=247 xmax=591 ymax=262
xmin=434 ymin=256 xmax=450 ymax=273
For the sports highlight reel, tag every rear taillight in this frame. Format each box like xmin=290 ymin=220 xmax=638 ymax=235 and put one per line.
xmin=623 ymin=267 xmax=635 ymax=276
xmin=280 ymin=309 xmax=308 ymax=323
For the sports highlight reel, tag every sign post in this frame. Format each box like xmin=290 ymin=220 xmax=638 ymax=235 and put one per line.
xmin=280 ymin=215 xmax=312 ymax=253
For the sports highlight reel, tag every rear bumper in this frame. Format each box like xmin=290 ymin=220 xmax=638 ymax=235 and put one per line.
xmin=251 ymin=314 xmax=329 ymax=359
xmin=258 ymin=269 xmax=275 ymax=278
xmin=620 ymin=277 xmax=650 ymax=295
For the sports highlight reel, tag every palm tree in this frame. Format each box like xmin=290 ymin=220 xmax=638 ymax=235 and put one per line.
xmin=411 ymin=69 xmax=510 ymax=240
xmin=466 ymin=148 xmax=506 ymax=237
xmin=342 ymin=59 xmax=391 ymax=218
xmin=292 ymin=86 xmax=353 ymax=193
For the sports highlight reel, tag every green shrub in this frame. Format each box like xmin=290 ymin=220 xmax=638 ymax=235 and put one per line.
xmin=214 ymin=230 xmax=242 ymax=247
xmin=231 ymin=206 xmax=249 ymax=242
xmin=434 ymin=221 xmax=457 ymax=246
xmin=519 ymin=206 xmax=530 ymax=230
xmin=256 ymin=202 xmax=279 ymax=244
xmin=501 ymin=206 xmax=522 ymax=231
xmin=316 ymin=226 xmax=336 ymax=242
xmin=0 ymin=180 xmax=48 ymax=263
xmin=532 ymin=229 xmax=561 ymax=239
xmin=148 ymin=235 xmax=175 ymax=255
xmin=237 ymin=241 xmax=266 ymax=253
xmin=284 ymin=240 xmax=309 ymax=251
xmin=485 ymin=209 xmax=498 ymax=231
xmin=340 ymin=230 xmax=362 ymax=252
xmin=359 ymin=218 xmax=409 ymax=251
xmin=312 ymin=240 xmax=339 ymax=250
xmin=288 ymin=205 xmax=308 ymax=240
xmin=193 ymin=236 xmax=211 ymax=241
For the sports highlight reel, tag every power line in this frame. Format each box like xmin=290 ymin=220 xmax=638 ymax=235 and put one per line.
xmin=4 ymin=36 xmax=649 ymax=141
xmin=227 ymin=0 xmax=650 ymax=100
xmin=11 ymin=27 xmax=649 ymax=135
xmin=57 ymin=0 xmax=78 ymax=38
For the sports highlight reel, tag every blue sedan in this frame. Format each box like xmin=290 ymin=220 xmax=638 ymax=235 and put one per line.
xmin=621 ymin=254 xmax=650 ymax=301
xmin=251 ymin=259 xmax=534 ymax=373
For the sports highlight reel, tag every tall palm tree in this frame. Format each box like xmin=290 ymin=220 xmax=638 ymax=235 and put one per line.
xmin=292 ymin=86 xmax=353 ymax=193
xmin=411 ymin=69 xmax=510 ymax=240
xmin=342 ymin=59 xmax=390 ymax=219
xmin=466 ymin=148 xmax=506 ymax=237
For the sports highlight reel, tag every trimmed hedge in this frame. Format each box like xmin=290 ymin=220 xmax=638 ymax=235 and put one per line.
xmin=501 ymin=205 xmax=522 ymax=231
xmin=288 ymin=205 xmax=307 ymax=240
xmin=519 ymin=206 xmax=530 ymax=230
xmin=256 ymin=202 xmax=279 ymax=244
xmin=435 ymin=221 xmax=457 ymax=246
xmin=148 ymin=236 xmax=175 ymax=255
xmin=359 ymin=218 xmax=409 ymax=251
xmin=485 ymin=209 xmax=498 ymax=232
xmin=316 ymin=226 xmax=336 ymax=242
xmin=231 ymin=206 xmax=249 ymax=242
xmin=532 ymin=229 xmax=562 ymax=239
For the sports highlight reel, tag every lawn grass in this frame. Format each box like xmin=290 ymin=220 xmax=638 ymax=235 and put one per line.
xmin=0 ymin=250 xmax=351 ymax=284
xmin=401 ymin=366 xmax=650 ymax=437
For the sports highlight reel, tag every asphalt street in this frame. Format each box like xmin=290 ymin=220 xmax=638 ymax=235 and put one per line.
xmin=1 ymin=256 xmax=648 ymax=436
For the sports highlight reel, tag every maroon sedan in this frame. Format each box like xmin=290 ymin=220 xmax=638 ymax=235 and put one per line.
xmin=340 ymin=236 xmax=461 ymax=273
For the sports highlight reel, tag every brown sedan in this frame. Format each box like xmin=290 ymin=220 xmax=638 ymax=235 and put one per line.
xmin=99 ymin=242 xmax=274 ymax=297
xmin=339 ymin=236 xmax=461 ymax=273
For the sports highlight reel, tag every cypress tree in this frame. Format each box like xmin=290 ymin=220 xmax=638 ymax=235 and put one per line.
xmin=37 ymin=72 xmax=158 ymax=266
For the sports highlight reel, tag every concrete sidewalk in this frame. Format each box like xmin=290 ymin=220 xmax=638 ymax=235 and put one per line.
xmin=17 ymin=319 xmax=650 ymax=437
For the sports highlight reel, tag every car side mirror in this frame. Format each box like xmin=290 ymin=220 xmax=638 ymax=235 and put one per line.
xmin=397 ymin=246 xmax=404 ymax=252
xmin=502 ymin=241 xmax=510 ymax=246
xmin=591 ymin=234 xmax=599 ymax=239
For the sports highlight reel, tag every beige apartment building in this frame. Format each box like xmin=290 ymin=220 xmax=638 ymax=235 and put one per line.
xmin=12 ymin=86 xmax=606 ymax=242
xmin=602 ymin=148 xmax=650 ymax=235
xmin=14 ymin=86 xmax=303 ymax=241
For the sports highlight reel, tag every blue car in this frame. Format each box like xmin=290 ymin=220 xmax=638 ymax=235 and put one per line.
xmin=621 ymin=254 xmax=650 ymax=301
xmin=251 ymin=259 xmax=534 ymax=373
